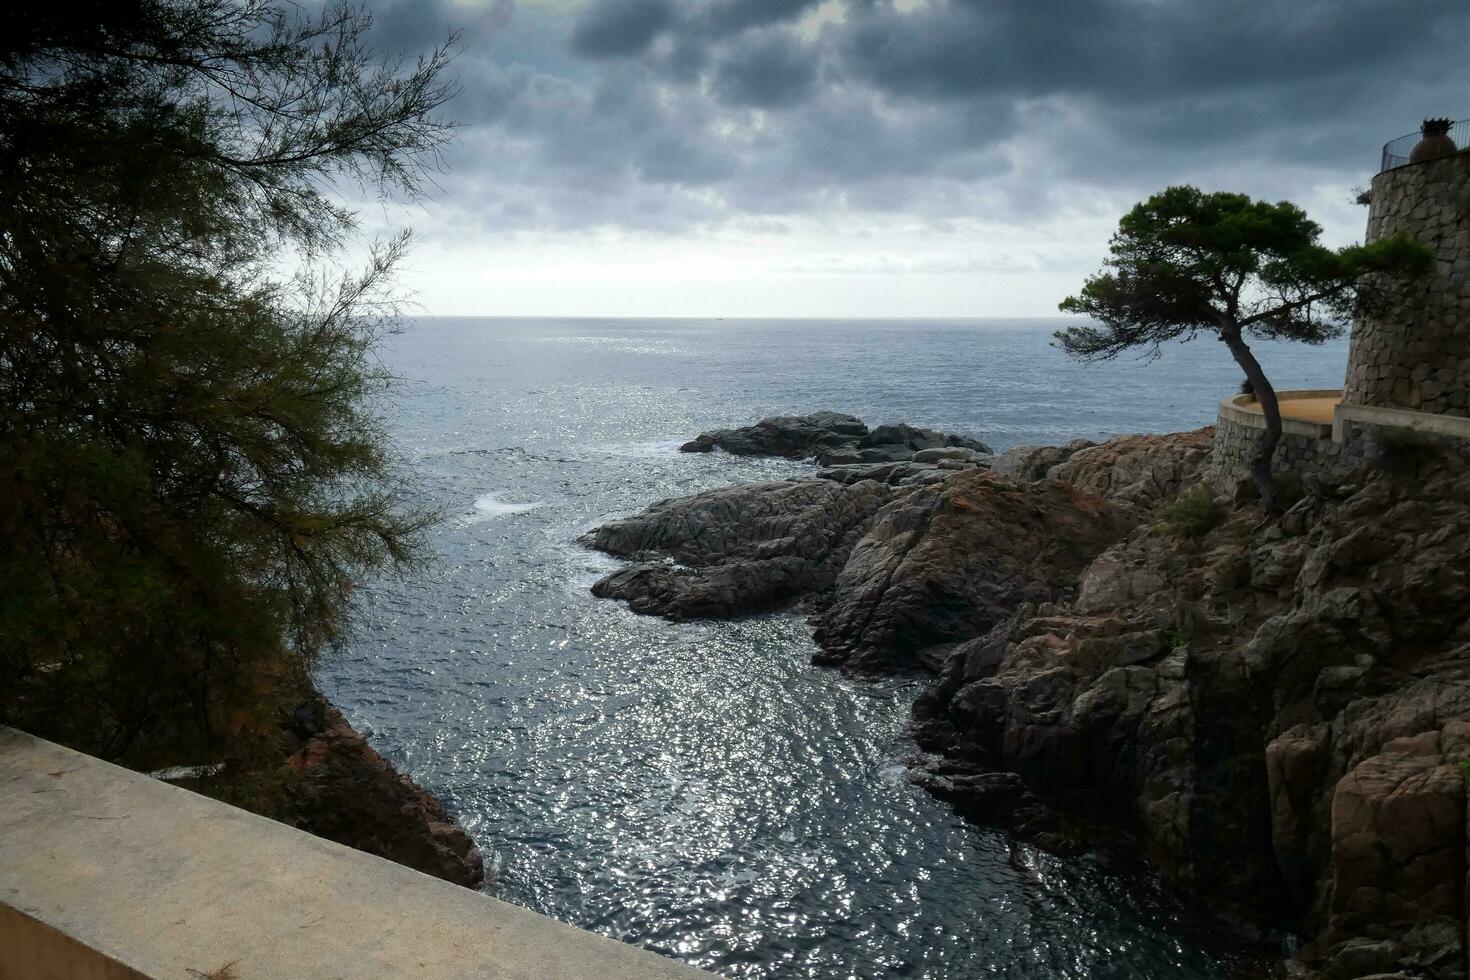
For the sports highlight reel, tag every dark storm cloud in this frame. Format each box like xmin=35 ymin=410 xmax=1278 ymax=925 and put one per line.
xmin=710 ymin=30 xmax=818 ymax=108
xmin=361 ymin=0 xmax=1470 ymax=234
xmin=833 ymin=0 xmax=1448 ymax=103
xmin=692 ymin=0 xmax=826 ymax=36
xmin=570 ymin=0 xmax=673 ymax=57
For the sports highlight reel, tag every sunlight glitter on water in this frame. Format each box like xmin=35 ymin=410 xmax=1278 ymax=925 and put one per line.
xmin=319 ymin=317 xmax=1337 ymax=978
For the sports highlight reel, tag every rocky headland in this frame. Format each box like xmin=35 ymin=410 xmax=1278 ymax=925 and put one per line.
xmin=584 ymin=411 xmax=1470 ymax=979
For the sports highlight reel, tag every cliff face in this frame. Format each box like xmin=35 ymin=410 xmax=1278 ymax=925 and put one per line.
xmin=586 ymin=417 xmax=1470 ymax=978
xmin=280 ymin=693 xmax=486 ymax=889
xmin=914 ymin=443 xmax=1470 ymax=978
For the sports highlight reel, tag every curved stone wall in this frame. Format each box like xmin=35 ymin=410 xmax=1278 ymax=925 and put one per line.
xmin=1210 ymin=392 xmax=1351 ymax=485
xmin=1342 ymin=151 xmax=1470 ymax=416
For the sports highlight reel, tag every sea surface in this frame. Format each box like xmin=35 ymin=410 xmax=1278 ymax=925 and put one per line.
xmin=317 ymin=318 xmax=1350 ymax=979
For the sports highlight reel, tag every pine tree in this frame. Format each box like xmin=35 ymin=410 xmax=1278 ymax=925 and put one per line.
xmin=1057 ymin=186 xmax=1432 ymax=508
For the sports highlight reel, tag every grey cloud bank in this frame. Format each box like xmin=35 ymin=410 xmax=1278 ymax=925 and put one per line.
xmin=354 ymin=0 xmax=1470 ymax=313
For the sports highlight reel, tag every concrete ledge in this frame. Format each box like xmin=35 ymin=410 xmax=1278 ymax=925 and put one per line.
xmin=0 ymin=727 xmax=713 ymax=980
xmin=1334 ymin=402 xmax=1470 ymax=443
xmin=1217 ymin=390 xmax=1340 ymax=439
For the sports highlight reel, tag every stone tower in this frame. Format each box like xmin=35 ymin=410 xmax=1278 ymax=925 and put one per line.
xmin=1341 ymin=151 xmax=1470 ymax=416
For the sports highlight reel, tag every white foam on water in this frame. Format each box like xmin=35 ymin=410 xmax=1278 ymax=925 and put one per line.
xmin=468 ymin=493 xmax=543 ymax=520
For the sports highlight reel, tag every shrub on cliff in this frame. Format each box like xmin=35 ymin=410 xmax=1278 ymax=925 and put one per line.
xmin=1158 ymin=485 xmax=1223 ymax=538
xmin=0 ymin=2 xmax=454 ymax=768
xmin=1057 ymin=186 xmax=1433 ymax=509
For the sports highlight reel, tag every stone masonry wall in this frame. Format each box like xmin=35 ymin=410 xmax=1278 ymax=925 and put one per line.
xmin=1342 ymin=151 xmax=1470 ymax=416
xmin=1211 ymin=412 xmax=1470 ymax=488
xmin=1210 ymin=415 xmax=1360 ymax=485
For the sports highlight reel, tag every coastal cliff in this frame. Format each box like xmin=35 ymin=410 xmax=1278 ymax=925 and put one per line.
xmin=191 ymin=687 xmax=486 ymax=889
xmin=282 ymin=692 xmax=486 ymax=888
xmin=586 ymin=412 xmax=1470 ymax=979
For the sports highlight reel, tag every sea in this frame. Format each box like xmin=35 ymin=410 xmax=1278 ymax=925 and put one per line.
xmin=316 ymin=317 xmax=1349 ymax=979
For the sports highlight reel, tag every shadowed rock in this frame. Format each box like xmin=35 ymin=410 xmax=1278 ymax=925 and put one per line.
xmin=582 ymin=478 xmax=897 ymax=618
xmin=911 ymin=447 xmax=1470 ymax=977
xmin=811 ymin=468 xmax=1135 ymax=670
xmin=591 ymin=420 xmax=1470 ymax=974
xmin=284 ymin=694 xmax=486 ymax=888
xmin=678 ymin=411 xmax=992 ymax=462
xmin=678 ymin=411 xmax=869 ymax=457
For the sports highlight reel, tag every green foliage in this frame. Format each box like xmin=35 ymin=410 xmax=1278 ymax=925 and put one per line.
xmin=1056 ymin=185 xmax=1434 ymax=362
xmin=1159 ymin=485 xmax=1225 ymax=539
xmin=0 ymin=2 xmax=454 ymax=765
xmin=1271 ymin=471 xmax=1305 ymax=509
xmin=1057 ymin=185 xmax=1432 ymax=510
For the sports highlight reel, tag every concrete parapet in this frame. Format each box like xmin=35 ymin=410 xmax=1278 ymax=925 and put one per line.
xmin=0 ymin=727 xmax=713 ymax=980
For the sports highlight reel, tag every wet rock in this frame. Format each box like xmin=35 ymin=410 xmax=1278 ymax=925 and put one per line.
xmin=679 ymin=411 xmax=869 ymax=457
xmin=284 ymin=694 xmax=486 ymax=888
xmin=582 ymin=478 xmax=897 ymax=619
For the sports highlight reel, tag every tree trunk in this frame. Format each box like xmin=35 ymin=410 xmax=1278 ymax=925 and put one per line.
xmin=1221 ymin=328 xmax=1282 ymax=510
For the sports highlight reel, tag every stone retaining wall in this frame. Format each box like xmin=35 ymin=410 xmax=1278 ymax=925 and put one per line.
xmin=1211 ymin=392 xmax=1470 ymax=488
xmin=1210 ymin=415 xmax=1344 ymax=483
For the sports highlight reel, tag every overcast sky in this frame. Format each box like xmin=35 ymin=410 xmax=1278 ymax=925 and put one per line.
xmin=358 ymin=0 xmax=1470 ymax=317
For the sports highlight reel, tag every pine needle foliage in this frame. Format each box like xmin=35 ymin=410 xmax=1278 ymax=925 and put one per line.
xmin=1056 ymin=186 xmax=1432 ymax=509
xmin=0 ymin=1 xmax=456 ymax=766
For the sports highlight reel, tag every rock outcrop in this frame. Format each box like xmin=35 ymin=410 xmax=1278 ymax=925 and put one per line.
xmin=911 ymin=448 xmax=1470 ymax=978
xmin=283 ymin=694 xmax=486 ymax=888
xmin=592 ymin=415 xmax=1470 ymax=976
xmin=1048 ymin=428 xmax=1215 ymax=513
xmin=583 ymin=478 xmax=896 ymax=619
xmin=679 ymin=411 xmax=992 ymax=462
xmin=810 ymin=469 xmax=1134 ymax=670
xmin=989 ymin=438 xmax=1098 ymax=481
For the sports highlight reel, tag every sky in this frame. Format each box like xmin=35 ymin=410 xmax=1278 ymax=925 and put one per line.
xmin=355 ymin=0 xmax=1470 ymax=317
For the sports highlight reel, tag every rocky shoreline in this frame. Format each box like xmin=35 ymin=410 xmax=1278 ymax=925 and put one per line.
xmin=281 ymin=691 xmax=486 ymax=888
xmin=584 ymin=411 xmax=1470 ymax=979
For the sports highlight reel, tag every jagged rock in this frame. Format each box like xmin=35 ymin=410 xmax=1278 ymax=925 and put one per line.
xmin=860 ymin=423 xmax=992 ymax=455
xmin=810 ymin=468 xmax=1135 ymax=670
xmin=582 ymin=478 xmax=897 ymax=618
xmin=815 ymin=460 xmax=943 ymax=486
xmin=817 ymin=445 xmax=914 ymax=465
xmin=284 ymin=694 xmax=485 ymax=888
xmin=677 ymin=411 xmax=991 ymax=463
xmin=1049 ymin=428 xmax=1215 ymax=511
xmin=912 ymin=447 xmax=1470 ymax=978
xmin=679 ymin=411 xmax=869 ymax=457
xmin=990 ymin=438 xmax=1097 ymax=481
xmin=912 ymin=446 xmax=985 ymax=464
xmin=594 ymin=419 xmax=1470 ymax=977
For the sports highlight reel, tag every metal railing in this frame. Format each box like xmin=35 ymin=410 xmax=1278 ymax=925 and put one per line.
xmin=1380 ymin=118 xmax=1470 ymax=172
